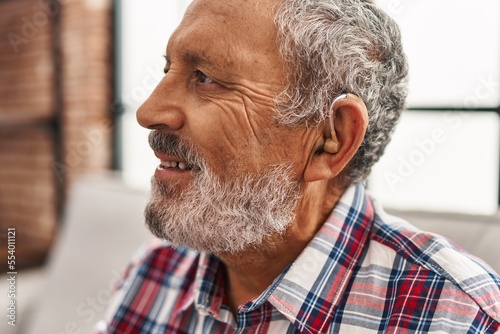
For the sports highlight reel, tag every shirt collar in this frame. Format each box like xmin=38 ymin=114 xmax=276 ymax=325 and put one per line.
xmin=268 ymin=183 xmax=375 ymax=334
xmin=194 ymin=253 xmax=226 ymax=317
xmin=173 ymin=252 xmax=227 ymax=320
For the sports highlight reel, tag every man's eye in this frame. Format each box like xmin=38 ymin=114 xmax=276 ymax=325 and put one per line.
xmin=195 ymin=70 xmax=214 ymax=84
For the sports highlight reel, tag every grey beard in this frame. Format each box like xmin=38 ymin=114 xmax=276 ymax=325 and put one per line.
xmin=144 ymin=163 xmax=301 ymax=254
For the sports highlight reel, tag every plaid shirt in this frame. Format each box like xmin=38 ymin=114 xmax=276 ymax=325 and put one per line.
xmin=96 ymin=184 xmax=500 ymax=333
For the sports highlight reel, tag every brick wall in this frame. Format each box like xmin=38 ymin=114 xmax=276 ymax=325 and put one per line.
xmin=59 ymin=0 xmax=113 ymax=186
xmin=0 ymin=128 xmax=57 ymax=268
xmin=0 ymin=0 xmax=113 ymax=270
xmin=0 ymin=0 xmax=55 ymax=123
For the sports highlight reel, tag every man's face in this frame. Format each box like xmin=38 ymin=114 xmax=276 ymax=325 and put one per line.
xmin=138 ymin=0 xmax=321 ymax=253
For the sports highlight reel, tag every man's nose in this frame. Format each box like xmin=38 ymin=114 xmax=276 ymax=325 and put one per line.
xmin=136 ymin=73 xmax=186 ymax=131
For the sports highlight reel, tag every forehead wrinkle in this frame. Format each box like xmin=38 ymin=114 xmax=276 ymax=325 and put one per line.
xmin=170 ymin=0 xmax=283 ymax=76
xmin=167 ymin=29 xmax=237 ymax=77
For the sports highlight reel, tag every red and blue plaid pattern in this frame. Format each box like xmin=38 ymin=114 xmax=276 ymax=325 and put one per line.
xmin=96 ymin=184 xmax=500 ymax=333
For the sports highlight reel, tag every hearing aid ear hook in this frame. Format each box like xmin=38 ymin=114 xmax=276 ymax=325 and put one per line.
xmin=323 ymin=94 xmax=349 ymax=154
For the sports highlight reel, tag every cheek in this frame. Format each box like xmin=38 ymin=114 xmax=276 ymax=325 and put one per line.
xmin=187 ymin=97 xmax=263 ymax=174
xmin=188 ymin=94 xmax=303 ymax=176
xmin=199 ymin=94 xmax=272 ymax=141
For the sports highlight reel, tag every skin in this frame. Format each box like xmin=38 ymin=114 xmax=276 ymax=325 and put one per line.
xmin=136 ymin=0 xmax=368 ymax=317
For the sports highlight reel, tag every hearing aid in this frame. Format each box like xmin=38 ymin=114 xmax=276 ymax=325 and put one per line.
xmin=323 ymin=94 xmax=349 ymax=153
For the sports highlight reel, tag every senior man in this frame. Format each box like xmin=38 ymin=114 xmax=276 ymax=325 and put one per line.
xmin=97 ymin=0 xmax=500 ymax=333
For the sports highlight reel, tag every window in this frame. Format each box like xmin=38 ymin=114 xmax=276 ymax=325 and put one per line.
xmin=370 ymin=0 xmax=500 ymax=215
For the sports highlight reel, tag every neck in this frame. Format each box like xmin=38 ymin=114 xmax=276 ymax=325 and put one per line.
xmin=217 ymin=180 xmax=346 ymax=315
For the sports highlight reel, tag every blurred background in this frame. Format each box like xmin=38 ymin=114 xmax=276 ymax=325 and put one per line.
xmin=0 ymin=0 xmax=499 ymax=333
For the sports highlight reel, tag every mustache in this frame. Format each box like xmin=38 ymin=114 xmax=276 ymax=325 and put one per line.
xmin=148 ymin=131 xmax=205 ymax=169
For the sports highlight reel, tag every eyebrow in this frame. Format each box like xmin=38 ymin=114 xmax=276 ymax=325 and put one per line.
xmin=165 ymin=50 xmax=228 ymax=75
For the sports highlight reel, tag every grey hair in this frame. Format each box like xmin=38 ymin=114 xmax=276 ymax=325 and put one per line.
xmin=274 ymin=0 xmax=409 ymax=182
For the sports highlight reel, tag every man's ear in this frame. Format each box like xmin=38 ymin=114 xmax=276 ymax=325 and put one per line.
xmin=304 ymin=94 xmax=368 ymax=182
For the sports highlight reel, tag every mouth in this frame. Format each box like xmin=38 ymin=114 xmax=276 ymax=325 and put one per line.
xmin=159 ymin=160 xmax=193 ymax=171
xmin=155 ymin=152 xmax=199 ymax=172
